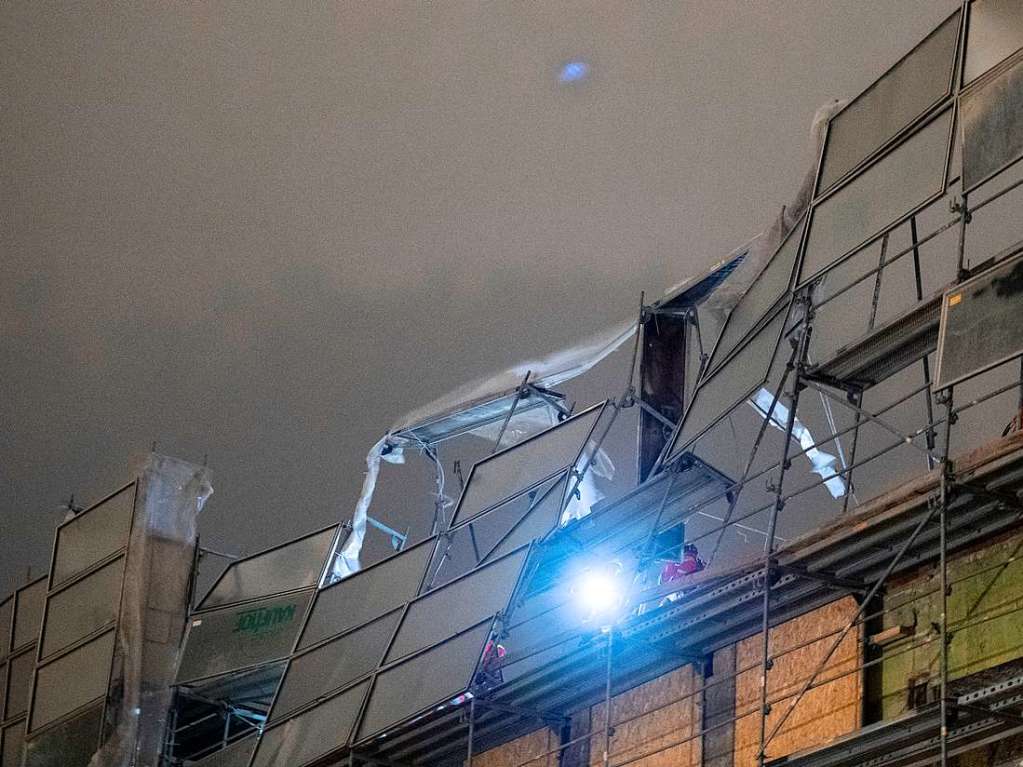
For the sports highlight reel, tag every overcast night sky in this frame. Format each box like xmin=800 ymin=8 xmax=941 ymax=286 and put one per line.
xmin=0 ymin=1 xmax=961 ymax=595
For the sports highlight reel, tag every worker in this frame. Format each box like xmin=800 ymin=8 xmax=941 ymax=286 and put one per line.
xmin=657 ymin=543 xmax=705 ymax=605
xmin=475 ymin=638 xmax=507 ymax=688
xmin=661 ymin=542 xmax=705 ymax=582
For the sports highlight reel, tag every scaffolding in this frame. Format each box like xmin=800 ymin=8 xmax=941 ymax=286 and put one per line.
xmin=4 ymin=3 xmax=1023 ymax=767
xmin=329 ymin=4 xmax=1023 ymax=766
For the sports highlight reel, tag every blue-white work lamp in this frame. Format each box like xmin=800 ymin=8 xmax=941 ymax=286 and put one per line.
xmin=571 ymin=561 xmax=626 ymax=625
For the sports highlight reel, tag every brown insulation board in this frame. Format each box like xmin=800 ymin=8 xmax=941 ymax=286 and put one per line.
xmin=588 ymin=664 xmax=700 ymax=767
xmin=733 ymin=597 xmax=861 ymax=767
xmin=472 ymin=728 xmax=558 ymax=767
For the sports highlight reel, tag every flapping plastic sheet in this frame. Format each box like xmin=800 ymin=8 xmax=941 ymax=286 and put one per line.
xmin=391 ymin=319 xmax=637 ymax=438
xmin=335 ymin=324 xmax=633 ymax=578
xmin=331 ymin=437 xmax=388 ymax=582
xmin=89 ymin=454 xmax=212 ymax=767
xmin=748 ymin=388 xmax=846 ymax=498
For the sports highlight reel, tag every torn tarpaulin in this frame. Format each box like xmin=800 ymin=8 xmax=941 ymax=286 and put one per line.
xmin=703 ymin=100 xmax=848 ymax=322
xmin=389 ymin=318 xmax=638 ymax=438
xmin=332 ymin=320 xmax=636 ymax=580
xmin=88 ymin=454 xmax=212 ymax=767
xmin=329 ymin=436 xmax=405 ymax=582
xmin=333 ymin=319 xmax=638 ymax=582
xmin=334 ymin=100 xmax=849 ymax=576
xmin=749 ymin=387 xmax=846 ymax=498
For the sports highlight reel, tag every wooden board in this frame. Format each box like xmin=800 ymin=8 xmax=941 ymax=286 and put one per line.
xmin=733 ymin=597 xmax=862 ymax=767
xmin=703 ymin=645 xmax=737 ymax=767
xmin=473 ymin=728 xmax=558 ymax=767
xmin=588 ymin=664 xmax=700 ymax=767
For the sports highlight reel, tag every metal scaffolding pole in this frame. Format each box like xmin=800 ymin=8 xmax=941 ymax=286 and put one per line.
xmin=937 ymin=177 xmax=971 ymax=765
xmin=708 ymin=334 xmax=801 ymax=566
xmin=563 ymin=397 xmax=622 ymax=518
xmin=804 ymin=382 xmax=941 ymax=462
xmin=493 ymin=371 xmax=533 ymax=454
xmin=909 ymin=215 xmax=938 ymax=469
xmin=938 ymin=388 xmax=955 ymax=767
xmin=759 ymin=491 xmax=944 ymax=753
xmin=757 ymin=297 xmax=813 ymax=767
xmin=467 ymin=696 xmax=477 ymax=767
xmin=602 ymin=628 xmax=614 ymax=767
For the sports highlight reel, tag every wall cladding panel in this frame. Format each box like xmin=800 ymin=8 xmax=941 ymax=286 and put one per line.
xmin=473 ymin=728 xmax=559 ymax=767
xmin=588 ymin=665 xmax=701 ymax=767
xmin=734 ymin=597 xmax=861 ymax=767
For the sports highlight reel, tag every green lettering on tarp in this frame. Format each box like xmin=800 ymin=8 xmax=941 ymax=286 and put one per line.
xmin=232 ymin=603 xmax=298 ymax=635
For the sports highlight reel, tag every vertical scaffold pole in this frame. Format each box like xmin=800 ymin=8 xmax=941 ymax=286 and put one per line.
xmin=757 ymin=298 xmax=813 ymax=767
xmin=467 ymin=696 xmax=477 ymax=767
xmin=937 ymin=177 xmax=969 ymax=765
xmin=164 ymin=700 xmax=178 ymax=762
xmin=603 ymin=628 xmax=614 ymax=767
xmin=938 ymin=388 xmax=954 ymax=766
xmin=955 ymin=192 xmax=969 ymax=279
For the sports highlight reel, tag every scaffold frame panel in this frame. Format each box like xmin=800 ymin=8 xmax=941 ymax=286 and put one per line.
xmin=199 ymin=524 xmax=341 ymax=610
xmin=49 ymin=483 xmax=135 ymax=590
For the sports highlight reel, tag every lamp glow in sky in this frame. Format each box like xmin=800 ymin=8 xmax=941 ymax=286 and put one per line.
xmin=559 ymin=61 xmax=589 ymax=83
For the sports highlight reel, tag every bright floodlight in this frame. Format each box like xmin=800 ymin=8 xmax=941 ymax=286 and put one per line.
xmin=572 ymin=563 xmax=624 ymax=623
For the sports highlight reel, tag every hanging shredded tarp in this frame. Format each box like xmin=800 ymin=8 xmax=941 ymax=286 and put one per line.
xmin=90 ymin=454 xmax=213 ymax=767
xmin=749 ymin=387 xmax=846 ymax=499
xmin=703 ymin=100 xmax=848 ymax=321
xmin=391 ymin=318 xmax=638 ymax=439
